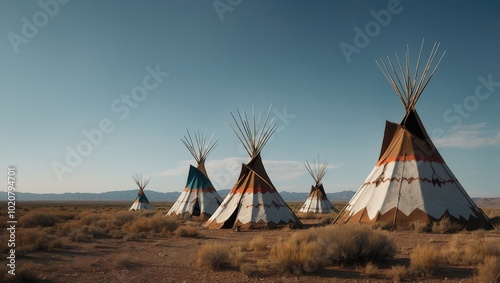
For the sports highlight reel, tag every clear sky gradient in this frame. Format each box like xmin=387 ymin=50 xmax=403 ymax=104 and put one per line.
xmin=1 ymin=1 xmax=499 ymax=197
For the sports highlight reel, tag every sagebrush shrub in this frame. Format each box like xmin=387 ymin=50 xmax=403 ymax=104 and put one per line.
xmin=20 ymin=211 xmax=61 ymax=228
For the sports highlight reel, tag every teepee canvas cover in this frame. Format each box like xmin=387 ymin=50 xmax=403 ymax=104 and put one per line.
xmin=334 ymin=41 xmax=493 ymax=230
xmin=167 ymin=130 xmax=222 ymax=219
xmin=299 ymin=157 xmax=338 ymax=213
xmin=204 ymin=106 xmax=303 ymax=229
xmin=129 ymin=174 xmax=154 ymax=211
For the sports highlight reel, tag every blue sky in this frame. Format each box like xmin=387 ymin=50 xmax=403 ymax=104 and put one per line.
xmin=1 ymin=0 xmax=499 ymax=197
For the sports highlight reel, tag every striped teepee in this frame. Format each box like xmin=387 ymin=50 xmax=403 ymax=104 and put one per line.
xmin=334 ymin=40 xmax=493 ymax=230
xmin=204 ymin=105 xmax=302 ymax=229
xmin=129 ymin=174 xmax=154 ymax=211
xmin=167 ymin=130 xmax=222 ymax=219
xmin=299 ymin=156 xmax=338 ymax=213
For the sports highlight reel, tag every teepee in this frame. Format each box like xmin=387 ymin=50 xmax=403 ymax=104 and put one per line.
xmin=299 ymin=157 xmax=338 ymax=213
xmin=204 ymin=105 xmax=303 ymax=229
xmin=166 ymin=130 xmax=222 ymax=219
xmin=334 ymin=40 xmax=493 ymax=230
xmin=129 ymin=174 xmax=154 ymax=211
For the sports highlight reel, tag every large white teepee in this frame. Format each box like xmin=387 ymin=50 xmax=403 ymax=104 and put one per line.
xmin=129 ymin=174 xmax=154 ymax=211
xmin=299 ymin=156 xmax=338 ymax=214
xmin=167 ymin=130 xmax=222 ymax=219
xmin=334 ymin=40 xmax=493 ymax=230
xmin=204 ymin=105 xmax=302 ymax=229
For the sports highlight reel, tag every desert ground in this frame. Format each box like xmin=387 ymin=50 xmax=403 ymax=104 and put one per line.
xmin=1 ymin=200 xmax=499 ymax=283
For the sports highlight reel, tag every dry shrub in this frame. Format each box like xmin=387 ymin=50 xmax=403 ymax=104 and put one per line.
xmin=412 ymin=221 xmax=430 ymax=233
xmin=269 ymin=236 xmax=324 ymax=274
xmin=78 ymin=213 xmax=104 ymax=226
xmin=20 ymin=211 xmax=62 ymax=227
xmin=16 ymin=228 xmax=62 ymax=255
xmin=197 ymin=243 xmax=230 ymax=270
xmin=267 ymin=224 xmax=396 ymax=275
xmin=17 ymin=228 xmax=46 ymax=253
xmin=174 ymin=226 xmax=199 ymax=238
xmin=124 ymin=214 xmax=178 ymax=235
xmin=431 ymin=216 xmax=462 ymax=234
xmin=69 ymin=229 xmax=93 ymax=243
xmin=112 ymin=211 xmax=138 ymax=226
xmin=326 ymin=224 xmax=396 ymax=264
xmin=249 ymin=236 xmax=268 ymax=251
xmin=386 ymin=265 xmax=409 ymax=282
xmin=410 ymin=245 xmax=442 ymax=276
xmin=474 ymin=256 xmax=500 ymax=283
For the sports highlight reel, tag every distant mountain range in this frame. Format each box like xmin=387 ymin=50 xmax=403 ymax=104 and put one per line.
xmin=5 ymin=190 xmax=356 ymax=202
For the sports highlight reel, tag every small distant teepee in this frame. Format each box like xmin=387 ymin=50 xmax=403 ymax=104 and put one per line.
xmin=334 ymin=40 xmax=493 ymax=230
xmin=204 ymin=105 xmax=302 ymax=229
xmin=299 ymin=156 xmax=338 ymax=214
xmin=166 ymin=130 xmax=222 ymax=219
xmin=129 ymin=174 xmax=154 ymax=211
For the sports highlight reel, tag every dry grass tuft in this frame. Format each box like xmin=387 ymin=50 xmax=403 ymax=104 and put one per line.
xmin=124 ymin=214 xmax=179 ymax=236
xmin=269 ymin=237 xmax=324 ymax=274
xmin=227 ymin=244 xmax=247 ymax=268
xmin=443 ymin=234 xmax=465 ymax=265
xmin=412 ymin=221 xmax=430 ymax=233
xmin=174 ymin=226 xmax=199 ymax=238
xmin=248 ymin=236 xmax=268 ymax=251
xmin=431 ymin=216 xmax=463 ymax=234
xmin=363 ymin=262 xmax=378 ymax=278
xmin=386 ymin=265 xmax=409 ymax=282
xmin=410 ymin=245 xmax=442 ymax=276
xmin=474 ymin=255 xmax=500 ymax=283
xmin=460 ymin=237 xmax=500 ymax=265
xmin=197 ymin=243 xmax=229 ymax=270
